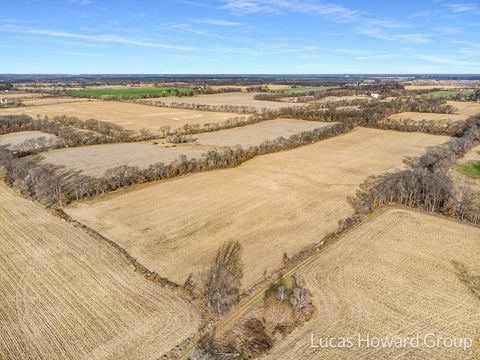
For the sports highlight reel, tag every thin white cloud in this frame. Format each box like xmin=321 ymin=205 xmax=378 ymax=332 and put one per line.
xmin=417 ymin=54 xmax=479 ymax=66
xmin=196 ymin=18 xmax=243 ymax=26
xmin=2 ymin=26 xmax=196 ymax=51
xmin=224 ymin=0 xmax=362 ymax=21
xmin=69 ymin=0 xmax=92 ymax=5
xmin=395 ymin=33 xmax=431 ymax=44
xmin=356 ymin=54 xmax=394 ymax=61
xmin=358 ymin=27 xmax=431 ymax=44
xmin=223 ymin=0 xmax=422 ymax=45
xmin=447 ymin=3 xmax=478 ymax=13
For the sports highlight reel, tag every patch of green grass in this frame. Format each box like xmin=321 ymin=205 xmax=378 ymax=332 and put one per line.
xmin=457 ymin=161 xmax=480 ymax=179
xmin=275 ymin=86 xmax=336 ymax=95
xmin=421 ymin=90 xmax=474 ymax=98
xmin=65 ymin=87 xmax=194 ymax=98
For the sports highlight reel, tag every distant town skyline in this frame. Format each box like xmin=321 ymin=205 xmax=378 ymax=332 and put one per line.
xmin=1 ymin=0 xmax=480 ymax=74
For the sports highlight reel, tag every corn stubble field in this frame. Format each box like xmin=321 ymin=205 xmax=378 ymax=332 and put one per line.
xmin=194 ymin=118 xmax=333 ymax=147
xmin=0 ymin=131 xmax=58 ymax=148
xmin=35 ymin=143 xmax=206 ymax=177
xmin=0 ymin=183 xmax=200 ymax=359
xmin=1 ymin=100 xmax=246 ymax=135
xmin=1 ymin=85 xmax=480 ymax=359
xmin=263 ymin=209 xmax=480 ymax=360
xmin=386 ymin=100 xmax=480 ymax=124
xmin=143 ymin=92 xmax=305 ymax=110
xmin=66 ymin=128 xmax=449 ymax=288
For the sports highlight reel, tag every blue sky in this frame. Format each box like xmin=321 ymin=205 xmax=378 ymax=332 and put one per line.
xmin=1 ymin=0 xmax=480 ymax=74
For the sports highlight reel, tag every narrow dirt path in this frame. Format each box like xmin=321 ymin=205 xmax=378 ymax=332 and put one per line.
xmin=179 ymin=208 xmax=385 ymax=359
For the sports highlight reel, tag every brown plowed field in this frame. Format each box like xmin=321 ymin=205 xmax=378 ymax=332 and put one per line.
xmin=0 ymin=100 xmax=246 ymax=135
xmin=262 ymin=208 xmax=480 ymax=360
xmin=0 ymin=183 xmax=200 ymax=359
xmin=385 ymin=101 xmax=480 ymax=125
xmin=35 ymin=142 xmax=205 ymax=177
xmin=0 ymin=131 xmax=58 ymax=147
xmin=144 ymin=92 xmax=305 ymax=110
xmin=66 ymin=128 xmax=449 ymax=289
xmin=194 ymin=119 xmax=334 ymax=147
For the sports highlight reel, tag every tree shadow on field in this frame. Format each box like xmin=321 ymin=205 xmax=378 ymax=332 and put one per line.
xmin=451 ymin=260 xmax=480 ymax=301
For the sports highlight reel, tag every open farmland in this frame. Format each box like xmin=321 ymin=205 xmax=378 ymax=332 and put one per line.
xmin=143 ymin=92 xmax=306 ymax=110
xmin=21 ymin=97 xmax=92 ymax=106
xmin=0 ymin=92 xmax=45 ymax=99
xmin=0 ymin=100 xmax=246 ymax=135
xmin=66 ymin=128 xmax=449 ymax=289
xmin=194 ymin=119 xmax=334 ymax=147
xmin=274 ymin=86 xmax=336 ymax=94
xmin=0 ymin=183 xmax=200 ymax=359
xmin=447 ymin=100 xmax=480 ymax=117
xmin=65 ymin=87 xmax=194 ymax=97
xmin=0 ymin=131 xmax=58 ymax=148
xmin=263 ymin=208 xmax=480 ymax=360
xmin=384 ymin=100 xmax=480 ymax=126
xmin=421 ymin=90 xmax=474 ymax=98
xmin=35 ymin=143 xmax=205 ymax=177
xmin=386 ymin=111 xmax=466 ymax=123
xmin=313 ymin=95 xmax=369 ymax=104
xmin=405 ymin=84 xmax=475 ymax=90
xmin=208 ymin=84 xmax=291 ymax=91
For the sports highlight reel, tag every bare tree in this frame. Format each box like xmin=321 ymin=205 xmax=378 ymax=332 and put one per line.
xmin=202 ymin=241 xmax=244 ymax=316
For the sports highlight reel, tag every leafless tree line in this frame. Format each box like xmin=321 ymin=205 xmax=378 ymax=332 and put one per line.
xmin=254 ymin=85 xmax=405 ymax=102
xmin=309 ymin=97 xmax=372 ymax=109
xmin=275 ymin=98 xmax=463 ymax=136
xmin=196 ymin=85 xmax=268 ymax=95
xmin=373 ymin=118 xmax=465 ymax=136
xmin=166 ymin=134 xmax=195 ymax=143
xmin=135 ymin=98 xmax=275 ymax=115
xmin=343 ymin=115 xmax=480 ymax=227
xmin=10 ymin=136 xmax=64 ymax=156
xmin=0 ymin=121 xmax=353 ymax=206
xmin=0 ymin=115 xmax=131 ymax=149
xmin=169 ymin=114 xmax=277 ymax=138
xmin=0 ymin=98 xmax=24 ymax=108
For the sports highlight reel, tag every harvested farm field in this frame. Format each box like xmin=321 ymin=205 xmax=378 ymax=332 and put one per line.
xmin=143 ymin=92 xmax=305 ymax=111
xmin=385 ymin=101 xmax=480 ymax=125
xmin=0 ymin=100 xmax=246 ymax=135
xmin=66 ymin=128 xmax=449 ymax=289
xmin=65 ymin=86 xmax=194 ymax=97
xmin=405 ymin=84 xmax=473 ymax=90
xmin=35 ymin=142 xmax=205 ymax=177
xmin=194 ymin=119 xmax=334 ymax=147
xmin=262 ymin=208 xmax=480 ymax=360
xmin=0 ymin=92 xmax=45 ymax=99
xmin=459 ymin=144 xmax=480 ymax=164
xmin=0 ymin=183 xmax=200 ymax=359
xmin=0 ymin=131 xmax=58 ymax=147
xmin=21 ymin=97 xmax=92 ymax=106
xmin=447 ymin=100 xmax=480 ymax=117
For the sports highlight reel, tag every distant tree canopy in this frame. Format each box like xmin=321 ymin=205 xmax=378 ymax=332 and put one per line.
xmin=0 ymin=82 xmax=14 ymax=91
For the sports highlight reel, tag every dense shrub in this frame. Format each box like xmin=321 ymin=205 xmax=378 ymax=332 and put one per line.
xmin=344 ymin=115 xmax=480 ymax=226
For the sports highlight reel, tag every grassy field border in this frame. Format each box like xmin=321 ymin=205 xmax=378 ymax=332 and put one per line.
xmin=457 ymin=161 xmax=480 ymax=179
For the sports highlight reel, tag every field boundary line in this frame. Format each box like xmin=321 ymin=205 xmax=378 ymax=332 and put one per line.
xmin=51 ymin=208 xmax=181 ymax=289
xmin=178 ymin=204 xmax=480 ymax=359
xmin=177 ymin=207 xmax=388 ymax=360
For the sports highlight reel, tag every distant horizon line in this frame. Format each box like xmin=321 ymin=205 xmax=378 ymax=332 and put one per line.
xmin=2 ymin=73 xmax=480 ymax=76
